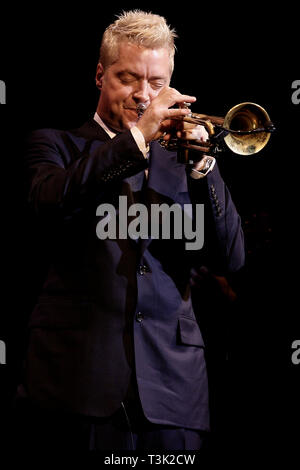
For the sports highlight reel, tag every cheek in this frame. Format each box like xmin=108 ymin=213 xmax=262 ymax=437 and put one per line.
xmin=111 ymin=90 xmax=132 ymax=113
xmin=149 ymin=88 xmax=164 ymax=100
xmin=108 ymin=79 xmax=131 ymax=101
xmin=101 ymin=77 xmax=122 ymax=102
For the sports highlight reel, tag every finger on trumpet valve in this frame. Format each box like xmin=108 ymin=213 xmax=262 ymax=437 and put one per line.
xmin=177 ymin=124 xmax=209 ymax=143
xmin=180 ymin=101 xmax=192 ymax=116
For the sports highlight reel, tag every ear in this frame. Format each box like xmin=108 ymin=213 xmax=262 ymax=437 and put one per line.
xmin=95 ymin=63 xmax=104 ymax=90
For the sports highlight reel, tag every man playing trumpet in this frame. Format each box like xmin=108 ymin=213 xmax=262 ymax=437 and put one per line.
xmin=16 ymin=9 xmax=245 ymax=452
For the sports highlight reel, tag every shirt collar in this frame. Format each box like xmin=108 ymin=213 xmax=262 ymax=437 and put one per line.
xmin=93 ymin=112 xmax=116 ymax=139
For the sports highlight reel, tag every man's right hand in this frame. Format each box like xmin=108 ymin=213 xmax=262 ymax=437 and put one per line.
xmin=136 ymin=87 xmax=196 ymax=144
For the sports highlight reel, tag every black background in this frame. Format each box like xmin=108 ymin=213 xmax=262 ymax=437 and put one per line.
xmin=0 ymin=2 xmax=299 ymax=463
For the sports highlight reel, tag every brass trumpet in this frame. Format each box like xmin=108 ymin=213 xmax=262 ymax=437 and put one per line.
xmin=137 ymin=102 xmax=275 ymax=163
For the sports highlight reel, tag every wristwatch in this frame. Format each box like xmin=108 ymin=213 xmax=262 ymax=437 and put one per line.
xmin=190 ymin=155 xmax=216 ymax=179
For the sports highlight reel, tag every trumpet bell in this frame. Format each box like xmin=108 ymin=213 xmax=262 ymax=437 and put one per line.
xmin=223 ymin=102 xmax=272 ymax=155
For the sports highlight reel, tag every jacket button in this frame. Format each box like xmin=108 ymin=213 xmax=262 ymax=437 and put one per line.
xmin=136 ymin=312 xmax=144 ymax=323
xmin=138 ymin=264 xmax=149 ymax=275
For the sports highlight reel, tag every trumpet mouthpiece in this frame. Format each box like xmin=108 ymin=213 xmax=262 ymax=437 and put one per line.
xmin=136 ymin=103 xmax=148 ymax=118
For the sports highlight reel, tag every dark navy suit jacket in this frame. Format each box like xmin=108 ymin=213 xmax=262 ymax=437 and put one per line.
xmin=20 ymin=118 xmax=244 ymax=431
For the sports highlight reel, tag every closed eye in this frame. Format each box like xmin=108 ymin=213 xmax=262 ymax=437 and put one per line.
xmin=117 ymin=72 xmax=138 ymax=84
xmin=117 ymin=71 xmax=166 ymax=89
xmin=150 ymin=80 xmax=165 ymax=90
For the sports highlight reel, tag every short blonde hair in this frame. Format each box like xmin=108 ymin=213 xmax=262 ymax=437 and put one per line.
xmin=99 ymin=10 xmax=177 ymax=74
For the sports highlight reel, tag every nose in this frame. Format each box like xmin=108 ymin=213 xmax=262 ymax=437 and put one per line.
xmin=132 ymin=80 xmax=150 ymax=104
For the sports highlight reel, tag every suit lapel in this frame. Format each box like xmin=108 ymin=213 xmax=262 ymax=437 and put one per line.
xmin=73 ymin=120 xmax=188 ymax=201
xmin=123 ymin=140 xmax=188 ymax=217
xmin=139 ymin=141 xmax=189 ymax=254
xmin=70 ymin=117 xmax=111 ymax=141
xmin=147 ymin=141 xmax=188 ymax=200
xmin=72 ymin=120 xmax=189 ymax=254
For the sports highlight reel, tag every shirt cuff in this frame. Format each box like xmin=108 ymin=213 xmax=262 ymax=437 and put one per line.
xmin=130 ymin=126 xmax=149 ymax=159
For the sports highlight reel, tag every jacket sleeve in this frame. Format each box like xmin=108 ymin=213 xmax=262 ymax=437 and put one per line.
xmin=188 ymin=162 xmax=245 ymax=274
xmin=24 ymin=128 xmax=148 ymax=220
